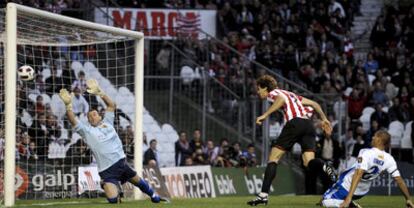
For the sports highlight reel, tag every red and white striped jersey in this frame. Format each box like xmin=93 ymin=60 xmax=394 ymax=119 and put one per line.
xmin=267 ymin=89 xmax=311 ymax=121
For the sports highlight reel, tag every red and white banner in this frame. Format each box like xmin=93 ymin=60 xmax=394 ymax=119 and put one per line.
xmin=160 ymin=165 xmax=216 ymax=198
xmin=94 ymin=8 xmax=217 ymax=39
xmin=78 ymin=166 xmax=103 ymax=194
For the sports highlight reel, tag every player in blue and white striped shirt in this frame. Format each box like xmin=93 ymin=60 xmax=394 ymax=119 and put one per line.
xmin=321 ymin=130 xmax=413 ymax=208
xmin=59 ymin=79 xmax=166 ymax=204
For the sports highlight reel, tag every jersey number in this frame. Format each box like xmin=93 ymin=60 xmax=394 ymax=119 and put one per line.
xmin=362 ymin=166 xmax=379 ymax=180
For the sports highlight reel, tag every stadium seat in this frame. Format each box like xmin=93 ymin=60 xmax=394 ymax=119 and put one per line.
xmin=161 ymin=124 xmax=176 ymax=134
xmin=362 ymin=107 xmax=375 ymax=116
xmin=59 ymin=128 xmax=68 ymax=140
xmin=149 ymin=123 xmax=162 ymax=133
xmin=155 ymin=132 xmax=169 ymax=142
xmin=21 ymin=109 xmax=33 ymax=127
xmin=41 ymin=94 xmax=51 ymax=105
xmin=167 ymin=132 xmax=179 ymax=142
xmin=50 ymin=94 xmax=66 ymax=120
xmin=359 ymin=114 xmax=371 ymax=131
xmin=368 ymin=74 xmax=376 ymax=86
xmin=28 ymin=93 xmax=39 ymax=103
xmin=381 ymin=106 xmax=389 ymax=113
xmin=401 ymin=121 xmax=412 ymax=149
xmin=42 ymin=68 xmax=51 ymax=81
xmin=71 ymin=61 xmax=83 ymax=77
xmin=143 ymin=114 xmax=155 ymax=125
xmin=180 ymin=66 xmax=195 ymax=84
xmin=388 ymin=121 xmax=404 ymax=148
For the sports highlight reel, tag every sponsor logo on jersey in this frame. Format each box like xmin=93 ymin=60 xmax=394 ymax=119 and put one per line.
xmin=378 ymin=154 xmax=384 ymax=160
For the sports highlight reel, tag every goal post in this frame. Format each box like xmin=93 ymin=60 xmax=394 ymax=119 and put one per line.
xmin=2 ymin=3 xmax=144 ymax=206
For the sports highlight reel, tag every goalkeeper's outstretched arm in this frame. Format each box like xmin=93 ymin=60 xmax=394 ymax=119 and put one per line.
xmin=86 ymin=79 xmax=115 ymax=112
xmin=59 ymin=89 xmax=77 ymax=126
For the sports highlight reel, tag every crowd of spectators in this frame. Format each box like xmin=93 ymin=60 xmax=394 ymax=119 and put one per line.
xmin=169 ymin=129 xmax=257 ymax=168
xmin=0 ymin=0 xmax=413 ymax=173
xmin=1 ymin=0 xmax=81 ymax=14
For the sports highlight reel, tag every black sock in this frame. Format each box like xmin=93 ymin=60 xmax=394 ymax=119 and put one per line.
xmin=307 ymin=158 xmax=324 ymax=172
xmin=261 ymin=162 xmax=278 ymax=194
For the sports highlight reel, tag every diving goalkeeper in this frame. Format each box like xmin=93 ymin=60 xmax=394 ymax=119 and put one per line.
xmin=59 ymin=79 xmax=165 ymax=204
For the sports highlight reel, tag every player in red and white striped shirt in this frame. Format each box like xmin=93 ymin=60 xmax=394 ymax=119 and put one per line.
xmin=248 ymin=75 xmax=335 ymax=206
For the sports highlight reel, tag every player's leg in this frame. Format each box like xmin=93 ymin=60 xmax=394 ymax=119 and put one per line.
xmin=119 ymin=159 xmax=165 ymax=203
xmin=300 ymin=119 xmax=337 ymax=184
xmin=321 ymin=199 xmax=344 ymax=207
xmin=128 ymin=175 xmax=162 ymax=203
xmin=247 ymin=120 xmax=297 ymax=206
xmin=102 ymin=181 xmax=121 ymax=204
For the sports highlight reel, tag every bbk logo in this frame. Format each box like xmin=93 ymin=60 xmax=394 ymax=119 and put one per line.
xmin=244 ymin=175 xmax=273 ymax=194
xmin=215 ymin=174 xmax=236 ymax=195
xmin=32 ymin=170 xmax=75 ymax=191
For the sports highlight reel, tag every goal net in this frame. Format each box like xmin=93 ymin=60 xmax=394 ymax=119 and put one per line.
xmin=0 ymin=3 xmax=144 ymax=206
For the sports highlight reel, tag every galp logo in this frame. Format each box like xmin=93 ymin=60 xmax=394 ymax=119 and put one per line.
xmin=0 ymin=166 xmax=29 ymax=197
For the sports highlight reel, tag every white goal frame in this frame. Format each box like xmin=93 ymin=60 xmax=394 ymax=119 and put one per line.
xmin=4 ymin=3 xmax=144 ymax=206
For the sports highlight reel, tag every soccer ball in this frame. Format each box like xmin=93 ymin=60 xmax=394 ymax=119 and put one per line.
xmin=18 ymin=65 xmax=35 ymax=81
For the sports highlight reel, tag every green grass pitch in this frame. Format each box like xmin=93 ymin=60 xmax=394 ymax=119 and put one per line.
xmin=14 ymin=195 xmax=410 ymax=208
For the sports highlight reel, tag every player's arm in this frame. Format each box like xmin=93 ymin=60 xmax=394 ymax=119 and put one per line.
xmin=256 ymin=96 xmax=285 ymax=125
xmin=86 ymin=79 xmax=116 ymax=112
xmin=340 ymin=169 xmax=365 ymax=208
xmin=394 ymin=176 xmax=414 ymax=207
xmin=301 ymin=97 xmax=332 ymax=136
xmin=58 ymin=89 xmax=77 ymax=126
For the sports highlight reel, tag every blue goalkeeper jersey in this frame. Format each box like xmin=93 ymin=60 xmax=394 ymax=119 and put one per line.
xmin=74 ymin=111 xmax=126 ymax=172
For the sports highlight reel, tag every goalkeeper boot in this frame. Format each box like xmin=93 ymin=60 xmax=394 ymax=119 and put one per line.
xmin=247 ymin=195 xmax=268 ymax=206
xmin=323 ymin=161 xmax=337 ymax=183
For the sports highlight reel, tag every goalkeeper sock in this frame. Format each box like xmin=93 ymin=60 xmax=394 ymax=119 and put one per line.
xmin=135 ymin=178 xmax=154 ymax=197
xmin=261 ymin=162 xmax=278 ymax=194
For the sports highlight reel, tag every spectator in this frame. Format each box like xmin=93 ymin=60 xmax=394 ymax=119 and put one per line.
xmin=66 ymin=139 xmax=92 ymax=165
xmin=17 ymin=132 xmax=31 ymax=159
xmin=366 ymin=120 xmax=380 ymax=145
xmin=175 ymin=131 xmax=193 ymax=166
xmin=27 ymin=141 xmax=39 ymax=162
xmin=241 ymin=143 xmax=257 ymax=167
xmin=35 ymin=74 xmax=45 ymax=93
xmin=35 ymin=95 xmax=45 ymax=115
xmin=189 ymin=129 xmax=203 ymax=151
xmin=144 ymin=139 xmax=158 ymax=166
xmin=185 ymin=157 xmax=194 ymax=166
xmin=72 ymin=87 xmax=89 ymax=117
xmin=71 ymin=70 xmax=87 ymax=92
xmin=370 ymin=103 xmax=389 ymax=129
xmin=346 ymin=88 xmax=367 ymax=120
xmin=46 ymin=114 xmax=62 ymax=140
xmin=29 ymin=114 xmax=50 ymax=160
xmin=371 ymin=81 xmax=389 ymax=106
xmin=364 ymin=53 xmax=379 ymax=74
xmin=44 ymin=66 xmax=65 ymax=96
xmin=388 ymin=97 xmax=409 ymax=122
xmin=317 ymin=135 xmax=342 ymax=168
xmin=204 ymin=139 xmax=218 ymax=164
xmin=229 ymin=142 xmax=242 ymax=167
xmin=192 ymin=148 xmax=208 ymax=165
xmin=352 ymin=126 xmax=367 ymax=157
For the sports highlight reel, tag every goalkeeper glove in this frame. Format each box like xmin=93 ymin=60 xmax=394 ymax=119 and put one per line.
xmin=86 ymin=79 xmax=105 ymax=97
xmin=59 ymin=88 xmax=73 ymax=111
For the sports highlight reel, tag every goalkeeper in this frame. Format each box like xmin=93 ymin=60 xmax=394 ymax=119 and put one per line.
xmin=59 ymin=79 xmax=165 ymax=204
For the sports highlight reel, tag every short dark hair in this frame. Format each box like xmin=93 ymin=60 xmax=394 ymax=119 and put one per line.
xmin=247 ymin=143 xmax=255 ymax=149
xmin=150 ymin=139 xmax=157 ymax=145
xmin=256 ymin=75 xmax=277 ymax=90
